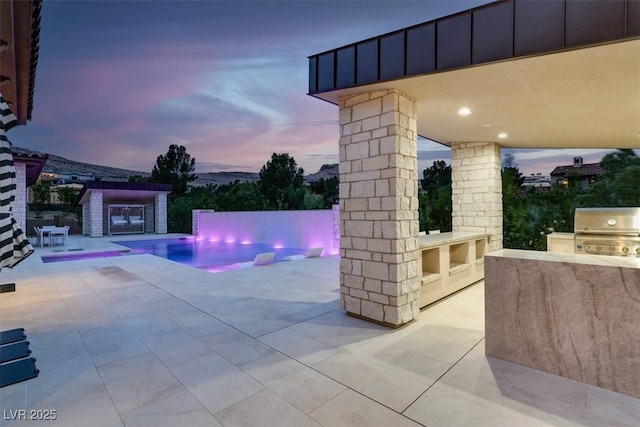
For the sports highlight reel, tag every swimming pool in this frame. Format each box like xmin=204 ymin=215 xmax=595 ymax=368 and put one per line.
xmin=116 ymin=238 xmax=306 ymax=272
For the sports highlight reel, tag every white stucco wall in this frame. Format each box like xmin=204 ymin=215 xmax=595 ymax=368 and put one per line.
xmin=194 ymin=209 xmax=337 ymax=254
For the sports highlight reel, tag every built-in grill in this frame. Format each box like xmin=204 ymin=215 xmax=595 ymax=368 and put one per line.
xmin=574 ymin=207 xmax=640 ymax=257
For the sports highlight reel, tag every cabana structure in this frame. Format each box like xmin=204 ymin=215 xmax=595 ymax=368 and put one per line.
xmin=77 ymin=181 xmax=172 ymax=237
xmin=308 ymin=0 xmax=639 ymax=327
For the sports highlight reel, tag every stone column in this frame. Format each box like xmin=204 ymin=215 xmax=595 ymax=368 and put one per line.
xmin=82 ymin=203 xmax=89 ymax=235
xmin=89 ymin=190 xmax=103 ymax=237
xmin=451 ymin=142 xmax=503 ymax=251
xmin=13 ymin=162 xmax=27 ymax=231
xmin=154 ymin=193 xmax=167 ymax=234
xmin=339 ymin=90 xmax=420 ymax=327
xmin=332 ymin=204 xmax=340 ymax=255
xmin=145 ymin=204 xmax=154 ymax=233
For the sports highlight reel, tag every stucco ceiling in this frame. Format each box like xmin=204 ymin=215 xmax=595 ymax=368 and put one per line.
xmin=315 ymin=39 xmax=640 ymax=149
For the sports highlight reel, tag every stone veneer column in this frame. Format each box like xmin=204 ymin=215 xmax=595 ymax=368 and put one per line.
xmin=13 ymin=162 xmax=27 ymax=231
xmin=82 ymin=203 xmax=89 ymax=235
xmin=339 ymin=90 xmax=420 ymax=327
xmin=332 ymin=204 xmax=340 ymax=255
xmin=145 ymin=204 xmax=154 ymax=233
xmin=89 ymin=190 xmax=103 ymax=237
xmin=154 ymin=193 xmax=167 ymax=234
xmin=451 ymin=142 xmax=503 ymax=251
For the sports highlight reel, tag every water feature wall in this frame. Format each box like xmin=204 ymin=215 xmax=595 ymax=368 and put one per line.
xmin=193 ymin=207 xmax=339 ymax=254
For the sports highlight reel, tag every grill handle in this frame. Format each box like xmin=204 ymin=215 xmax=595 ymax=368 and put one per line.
xmin=575 ymin=228 xmax=640 ymax=236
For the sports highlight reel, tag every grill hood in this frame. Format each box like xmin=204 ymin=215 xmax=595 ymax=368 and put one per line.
xmin=574 ymin=207 xmax=640 ymax=236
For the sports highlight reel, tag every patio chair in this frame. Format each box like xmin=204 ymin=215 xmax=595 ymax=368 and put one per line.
xmin=50 ymin=226 xmax=69 ymax=246
xmin=128 ymin=215 xmax=145 ymax=227
xmin=111 ymin=215 xmax=128 ymax=227
xmin=33 ymin=227 xmax=43 ymax=247
xmin=232 ymin=252 xmax=276 ymax=269
xmin=283 ymin=247 xmax=324 ymax=261
xmin=35 ymin=226 xmax=56 ymax=247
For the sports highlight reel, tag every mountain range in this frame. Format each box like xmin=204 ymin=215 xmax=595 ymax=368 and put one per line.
xmin=32 ymin=147 xmax=339 ymax=186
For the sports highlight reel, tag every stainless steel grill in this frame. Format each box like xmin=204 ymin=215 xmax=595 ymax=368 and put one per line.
xmin=574 ymin=207 xmax=640 ymax=257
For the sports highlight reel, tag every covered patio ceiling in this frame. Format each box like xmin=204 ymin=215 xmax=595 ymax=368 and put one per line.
xmin=314 ymin=39 xmax=639 ymax=150
xmin=309 ymin=0 xmax=640 ymax=150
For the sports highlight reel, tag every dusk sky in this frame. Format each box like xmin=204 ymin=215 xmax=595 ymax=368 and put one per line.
xmin=11 ymin=0 xmax=634 ymax=177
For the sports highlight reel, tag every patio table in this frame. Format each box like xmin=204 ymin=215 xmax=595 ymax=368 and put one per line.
xmin=38 ymin=226 xmax=68 ymax=247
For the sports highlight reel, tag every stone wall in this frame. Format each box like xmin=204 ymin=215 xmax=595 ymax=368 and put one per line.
xmin=194 ymin=209 xmax=336 ymax=253
xmin=451 ymin=142 xmax=503 ymax=252
xmin=338 ymin=90 xmax=420 ymax=326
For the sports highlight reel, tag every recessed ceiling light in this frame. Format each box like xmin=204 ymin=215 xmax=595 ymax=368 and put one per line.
xmin=498 ymin=133 xmax=508 ymax=139
xmin=482 ymin=124 xmax=491 ymax=127
xmin=458 ymin=107 xmax=471 ymax=116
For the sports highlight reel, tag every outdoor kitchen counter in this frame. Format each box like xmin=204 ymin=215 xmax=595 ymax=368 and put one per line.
xmin=417 ymin=232 xmax=489 ymax=308
xmin=546 ymin=231 xmax=575 ymax=254
xmin=485 ymin=249 xmax=640 ymax=400
xmin=418 ymin=231 xmax=490 ymax=249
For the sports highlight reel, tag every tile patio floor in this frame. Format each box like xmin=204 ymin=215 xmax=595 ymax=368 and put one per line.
xmin=0 ymin=235 xmax=638 ymax=426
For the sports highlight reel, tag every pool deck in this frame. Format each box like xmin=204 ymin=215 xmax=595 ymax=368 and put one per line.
xmin=1 ymin=234 xmax=638 ymax=426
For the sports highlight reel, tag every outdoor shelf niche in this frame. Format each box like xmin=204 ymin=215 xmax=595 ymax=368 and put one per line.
xmin=421 ymin=247 xmax=442 ymax=284
xmin=449 ymin=242 xmax=470 ymax=274
xmin=417 ymin=232 xmax=489 ymax=309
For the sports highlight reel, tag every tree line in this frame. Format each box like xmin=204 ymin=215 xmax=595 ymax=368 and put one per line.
xmin=133 ymin=145 xmax=338 ymax=233
xmin=419 ymin=149 xmax=640 ymax=250
xmin=31 ymin=143 xmax=638 ymax=248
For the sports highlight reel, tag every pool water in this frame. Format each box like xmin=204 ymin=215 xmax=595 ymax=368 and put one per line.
xmin=116 ymin=238 xmax=306 ymax=272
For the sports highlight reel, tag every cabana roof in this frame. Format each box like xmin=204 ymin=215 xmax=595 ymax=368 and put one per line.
xmin=78 ymin=180 xmax=172 ymax=204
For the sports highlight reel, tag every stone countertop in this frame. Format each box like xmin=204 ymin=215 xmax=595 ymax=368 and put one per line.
xmin=418 ymin=232 xmax=490 ymax=249
xmin=547 ymin=232 xmax=575 ymax=239
xmin=488 ymin=248 xmax=640 ymax=269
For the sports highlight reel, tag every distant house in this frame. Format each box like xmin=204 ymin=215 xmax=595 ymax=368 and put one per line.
xmin=550 ymin=157 xmax=604 ymax=188
xmin=522 ymin=173 xmax=551 ymax=190
xmin=39 ymin=171 xmax=95 ymax=185
xmin=35 ymin=170 xmax=96 ymax=204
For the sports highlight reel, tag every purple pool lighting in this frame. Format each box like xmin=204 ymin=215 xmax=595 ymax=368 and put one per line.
xmin=42 ymin=251 xmax=125 ymax=263
xmin=116 ymin=238 xmax=305 ymax=272
xmin=194 ymin=210 xmax=337 ymax=255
